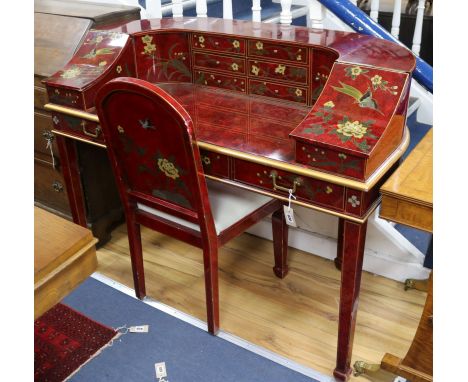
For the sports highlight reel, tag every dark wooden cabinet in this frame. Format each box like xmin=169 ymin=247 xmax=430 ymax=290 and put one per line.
xmin=34 ymin=0 xmax=140 ymax=239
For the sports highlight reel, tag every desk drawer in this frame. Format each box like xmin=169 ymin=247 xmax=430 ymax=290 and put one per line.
xmin=34 ymin=159 xmax=71 ymax=215
xmin=35 ymin=112 xmax=60 ymax=158
xmin=51 ymin=112 xmax=104 ymax=145
xmin=200 ymin=150 xmax=229 ymax=178
xmin=34 ymin=85 xmax=48 ymax=110
xmin=194 ymin=52 xmax=246 ymax=75
xmin=248 ymin=40 xmax=308 ymax=64
xmin=233 ymin=159 xmax=345 ymax=210
xmin=248 ymin=60 xmax=308 ymax=85
xmin=249 ymin=79 xmax=308 ymax=104
xmin=191 ymin=33 xmax=246 ymax=55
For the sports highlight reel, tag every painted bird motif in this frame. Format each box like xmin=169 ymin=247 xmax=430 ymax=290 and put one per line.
xmin=332 ymin=81 xmax=383 ymax=114
xmin=139 ymin=118 xmax=156 ymax=130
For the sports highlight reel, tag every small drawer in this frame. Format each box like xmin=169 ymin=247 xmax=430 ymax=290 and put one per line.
xmin=194 ymin=52 xmax=246 ymax=75
xmin=194 ymin=70 xmax=246 ymax=93
xmin=51 ymin=112 xmax=104 ymax=145
xmin=34 ymin=159 xmax=71 ymax=215
xmin=233 ymin=159 xmax=345 ymax=211
xmin=192 ymin=33 xmax=246 ymax=55
xmin=200 ymin=150 xmax=229 ymax=178
xmin=248 ymin=60 xmax=308 ymax=85
xmin=296 ymin=144 xmax=366 ymax=180
xmin=34 ymin=112 xmax=60 ymax=158
xmin=249 ymin=79 xmax=307 ymax=104
xmin=248 ymin=40 xmax=308 ymax=64
xmin=34 ymin=85 xmax=48 ymax=110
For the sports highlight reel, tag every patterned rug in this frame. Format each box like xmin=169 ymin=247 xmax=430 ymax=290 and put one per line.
xmin=34 ymin=303 xmax=118 ymax=382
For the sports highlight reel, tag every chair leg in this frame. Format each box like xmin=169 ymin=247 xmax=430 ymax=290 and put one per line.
xmin=126 ymin=216 xmax=146 ymax=299
xmin=202 ymin=245 xmax=220 ymax=335
xmin=272 ymin=208 xmax=289 ymax=279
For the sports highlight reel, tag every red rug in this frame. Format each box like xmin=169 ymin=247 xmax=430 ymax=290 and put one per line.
xmin=34 ymin=303 xmax=118 ymax=381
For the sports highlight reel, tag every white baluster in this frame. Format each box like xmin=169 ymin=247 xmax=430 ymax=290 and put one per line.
xmin=196 ymin=0 xmax=207 ymax=17
xmin=411 ymin=0 xmax=425 ymax=55
xmin=223 ymin=0 xmax=233 ymax=19
xmin=252 ymin=0 xmax=261 ymax=22
xmin=370 ymin=0 xmax=380 ymax=22
xmin=280 ymin=0 xmax=293 ymax=25
xmin=307 ymin=0 xmax=324 ymax=29
xmin=146 ymin=0 xmax=163 ymax=19
xmin=172 ymin=0 xmax=183 ymax=18
xmin=391 ymin=0 xmax=402 ymax=38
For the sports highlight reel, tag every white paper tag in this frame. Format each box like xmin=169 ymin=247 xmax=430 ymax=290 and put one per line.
xmin=283 ymin=205 xmax=297 ymax=227
xmin=129 ymin=325 xmax=149 ymax=333
xmin=155 ymin=362 xmax=167 ymax=378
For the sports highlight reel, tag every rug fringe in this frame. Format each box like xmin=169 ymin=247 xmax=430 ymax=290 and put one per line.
xmin=63 ymin=331 xmax=122 ymax=381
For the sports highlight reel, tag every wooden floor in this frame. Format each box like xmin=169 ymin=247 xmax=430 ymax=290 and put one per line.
xmin=97 ymin=224 xmax=426 ymax=382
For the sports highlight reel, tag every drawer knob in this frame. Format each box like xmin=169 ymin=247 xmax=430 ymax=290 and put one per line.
xmin=269 ymin=170 xmax=302 ymax=193
xmin=52 ymin=181 xmax=64 ymax=193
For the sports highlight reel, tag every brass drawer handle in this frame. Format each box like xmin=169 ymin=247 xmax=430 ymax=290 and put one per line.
xmin=52 ymin=181 xmax=64 ymax=193
xmin=269 ymin=170 xmax=302 ymax=193
xmin=81 ymin=121 xmax=101 ymax=138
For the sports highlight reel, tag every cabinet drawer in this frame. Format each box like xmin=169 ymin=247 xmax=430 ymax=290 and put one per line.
xmin=200 ymin=150 xmax=229 ymax=178
xmin=34 ymin=85 xmax=48 ymax=110
xmin=233 ymin=159 xmax=345 ymax=210
xmin=51 ymin=112 xmax=104 ymax=145
xmin=194 ymin=52 xmax=246 ymax=75
xmin=191 ymin=33 xmax=246 ymax=55
xmin=248 ymin=60 xmax=308 ymax=85
xmin=35 ymin=112 xmax=60 ymax=158
xmin=34 ymin=160 xmax=71 ymax=215
xmin=248 ymin=40 xmax=308 ymax=64
xmin=194 ymin=70 xmax=246 ymax=93
xmin=249 ymin=79 xmax=308 ymax=104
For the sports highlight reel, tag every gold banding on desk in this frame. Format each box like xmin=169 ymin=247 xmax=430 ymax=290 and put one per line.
xmin=34 ymin=207 xmax=98 ymax=319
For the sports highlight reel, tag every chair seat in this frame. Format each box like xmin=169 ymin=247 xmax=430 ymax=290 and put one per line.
xmin=137 ymin=179 xmax=273 ymax=234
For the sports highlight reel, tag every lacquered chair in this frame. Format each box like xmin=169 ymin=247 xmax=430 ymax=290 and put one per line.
xmin=95 ymin=78 xmax=289 ymax=334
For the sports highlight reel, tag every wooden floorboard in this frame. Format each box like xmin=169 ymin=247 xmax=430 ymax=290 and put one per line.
xmin=97 ymin=224 xmax=426 ymax=382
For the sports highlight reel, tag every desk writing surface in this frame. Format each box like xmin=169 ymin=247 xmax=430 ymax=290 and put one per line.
xmin=158 ymin=83 xmax=310 ymax=163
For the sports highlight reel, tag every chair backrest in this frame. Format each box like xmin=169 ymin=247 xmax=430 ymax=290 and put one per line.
xmin=95 ymin=77 xmax=215 ymax=233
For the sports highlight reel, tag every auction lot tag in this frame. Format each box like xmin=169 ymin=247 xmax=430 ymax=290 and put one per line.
xmin=155 ymin=362 xmax=167 ymax=379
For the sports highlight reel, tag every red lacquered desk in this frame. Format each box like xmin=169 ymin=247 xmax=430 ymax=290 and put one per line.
xmin=42 ymin=17 xmax=415 ymax=381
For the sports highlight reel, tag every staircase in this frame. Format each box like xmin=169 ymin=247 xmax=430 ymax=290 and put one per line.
xmin=82 ymin=0 xmax=433 ymax=282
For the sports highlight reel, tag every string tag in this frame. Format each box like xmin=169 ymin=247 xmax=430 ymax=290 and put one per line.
xmin=283 ymin=189 xmax=297 ymax=227
xmin=155 ymin=362 xmax=169 ymax=381
xmin=44 ymin=135 xmax=56 ymax=169
xmin=129 ymin=325 xmax=149 ymax=333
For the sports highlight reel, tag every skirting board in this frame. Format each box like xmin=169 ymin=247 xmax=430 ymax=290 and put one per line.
xmin=246 ymin=207 xmax=431 ymax=283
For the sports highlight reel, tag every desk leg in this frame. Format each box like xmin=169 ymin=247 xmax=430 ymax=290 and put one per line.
xmin=272 ymin=209 xmax=289 ymax=278
xmin=333 ymin=220 xmax=368 ymax=381
xmin=56 ymin=136 xmax=87 ymax=226
xmin=334 ymin=218 xmax=345 ymax=270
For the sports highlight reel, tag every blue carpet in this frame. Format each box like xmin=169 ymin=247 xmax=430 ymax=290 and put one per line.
xmin=63 ymin=277 xmax=319 ymax=382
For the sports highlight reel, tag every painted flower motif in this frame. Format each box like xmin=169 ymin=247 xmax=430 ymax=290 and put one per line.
xmin=95 ymin=35 xmax=104 ymax=44
xmin=251 ymin=65 xmax=260 ymax=76
xmin=338 ymin=153 xmax=347 ymax=160
xmin=336 ymin=120 xmax=367 ymax=139
xmin=371 ymin=75 xmax=383 ymax=86
xmin=143 ymin=43 xmax=156 ymax=55
xmin=60 ymin=66 xmax=81 ymax=79
xmin=275 ymin=64 xmax=286 ymax=75
xmin=117 ymin=125 xmax=125 ymax=134
xmin=98 ymin=61 xmax=107 ymax=67
xmin=296 ymin=55 xmax=302 ymax=61
xmin=157 ymin=158 xmax=179 ymax=180
xmin=324 ymin=101 xmax=335 ymax=108
xmin=231 ymin=63 xmax=239 ymax=71
xmin=348 ymin=195 xmax=361 ymax=208
xmin=116 ymin=65 xmax=122 ymax=74
xmin=198 ymin=36 xmax=205 ymax=43
xmin=326 ymin=186 xmax=333 ymax=194
xmin=232 ymin=40 xmax=240 ymax=48
xmin=256 ymin=41 xmax=263 ymax=50
xmin=351 ymin=66 xmax=363 ymax=76
xmin=295 ymin=88 xmax=303 ymax=97
xmin=344 ymin=65 xmax=368 ymax=80
xmin=52 ymin=116 xmax=59 ymax=125
xmin=142 ymin=35 xmax=153 ymax=44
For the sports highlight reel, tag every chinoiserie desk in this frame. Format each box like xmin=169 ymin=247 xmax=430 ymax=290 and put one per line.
xmin=41 ymin=17 xmax=417 ymax=381
xmin=377 ymin=129 xmax=433 ymax=382
xmin=34 ymin=207 xmax=98 ymax=319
